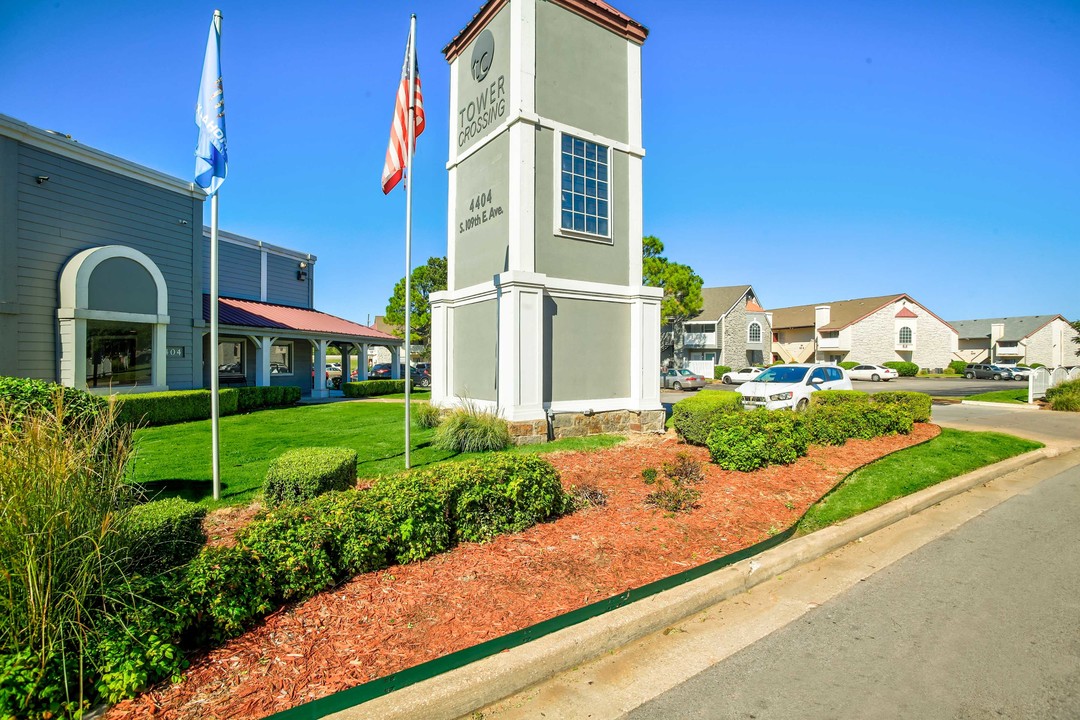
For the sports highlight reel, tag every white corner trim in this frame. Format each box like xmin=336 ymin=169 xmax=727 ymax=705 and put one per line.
xmin=260 ymin=250 xmax=268 ymax=301
xmin=627 ymin=42 xmax=643 ymax=148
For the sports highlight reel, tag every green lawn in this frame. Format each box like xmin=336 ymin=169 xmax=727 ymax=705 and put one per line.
xmin=797 ymin=428 xmax=1043 ymax=534
xmin=130 ymin=402 xmax=622 ymax=508
xmin=965 ymin=388 xmax=1030 ymax=404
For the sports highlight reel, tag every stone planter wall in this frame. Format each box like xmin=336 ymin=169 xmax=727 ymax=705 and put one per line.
xmin=507 ymin=409 xmax=666 ymax=446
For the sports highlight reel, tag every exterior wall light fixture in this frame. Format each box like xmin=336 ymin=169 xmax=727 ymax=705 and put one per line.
xmin=297 ymin=260 xmax=308 ymax=281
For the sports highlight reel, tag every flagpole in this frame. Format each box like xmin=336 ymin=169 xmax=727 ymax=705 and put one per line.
xmin=403 ymin=14 xmax=417 ymax=470
xmin=210 ymin=192 xmax=221 ymax=500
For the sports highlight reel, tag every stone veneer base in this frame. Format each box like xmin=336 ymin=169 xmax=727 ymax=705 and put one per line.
xmin=507 ymin=409 xmax=667 ymax=446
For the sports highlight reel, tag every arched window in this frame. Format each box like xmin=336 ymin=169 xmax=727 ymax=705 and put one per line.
xmin=899 ymin=326 xmax=913 ymax=345
xmin=58 ymin=245 xmax=170 ymax=392
xmin=748 ymin=322 xmax=762 ymax=343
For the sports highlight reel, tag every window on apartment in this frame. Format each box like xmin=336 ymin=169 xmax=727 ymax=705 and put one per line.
xmin=748 ymin=322 xmax=762 ymax=343
xmin=270 ymin=342 xmax=293 ymax=375
xmin=85 ymin=320 xmax=153 ymax=388
xmin=899 ymin=326 xmax=913 ymax=344
xmin=218 ymin=340 xmax=245 ymax=380
xmin=684 ymin=323 xmax=715 ymax=334
xmin=560 ymin=133 xmax=610 ymax=239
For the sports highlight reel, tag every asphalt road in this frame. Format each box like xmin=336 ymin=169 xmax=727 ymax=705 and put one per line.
xmin=624 ymin=460 xmax=1080 ymax=720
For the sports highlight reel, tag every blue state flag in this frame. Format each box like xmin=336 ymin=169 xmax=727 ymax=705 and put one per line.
xmin=195 ymin=10 xmax=227 ymax=195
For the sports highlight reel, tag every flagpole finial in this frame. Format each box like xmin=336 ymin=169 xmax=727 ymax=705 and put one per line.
xmin=214 ymin=9 xmax=223 ymax=17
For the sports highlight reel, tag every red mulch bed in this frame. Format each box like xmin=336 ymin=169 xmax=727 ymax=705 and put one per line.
xmin=107 ymin=424 xmax=940 ymax=720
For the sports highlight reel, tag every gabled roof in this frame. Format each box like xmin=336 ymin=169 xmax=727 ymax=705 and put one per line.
xmin=443 ymin=0 xmax=648 ymax=61
xmin=947 ymin=315 xmax=1068 ymax=342
xmin=895 ymin=307 xmax=918 ymax=318
xmin=770 ymin=295 xmax=900 ymax=330
xmin=688 ymin=285 xmax=754 ymax=322
xmin=204 ymin=296 xmax=399 ymax=343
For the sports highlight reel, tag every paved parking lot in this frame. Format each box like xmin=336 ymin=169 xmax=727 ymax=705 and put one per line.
xmin=660 ymin=376 xmax=1024 ymax=407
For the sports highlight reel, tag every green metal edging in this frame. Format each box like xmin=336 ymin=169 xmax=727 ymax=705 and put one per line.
xmin=266 ymin=428 xmax=945 ymax=720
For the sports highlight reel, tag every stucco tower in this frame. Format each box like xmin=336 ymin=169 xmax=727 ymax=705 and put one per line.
xmin=430 ymin=0 xmax=664 ymax=441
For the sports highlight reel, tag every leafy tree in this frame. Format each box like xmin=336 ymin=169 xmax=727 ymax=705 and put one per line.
xmin=641 ymin=236 xmax=703 ymax=359
xmin=1072 ymin=319 xmax=1080 ymax=357
xmin=385 ymin=256 xmax=447 ymax=358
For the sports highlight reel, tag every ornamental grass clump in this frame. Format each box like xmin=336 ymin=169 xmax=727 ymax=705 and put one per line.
xmin=412 ymin=401 xmax=442 ymax=428
xmin=0 ymin=397 xmax=139 ymax=718
xmin=432 ymin=401 xmax=511 ymax=453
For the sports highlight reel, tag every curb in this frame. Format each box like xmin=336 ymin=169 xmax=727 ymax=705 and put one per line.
xmin=960 ymin=400 xmax=1040 ymax=410
xmin=324 ymin=446 xmax=1055 ymax=720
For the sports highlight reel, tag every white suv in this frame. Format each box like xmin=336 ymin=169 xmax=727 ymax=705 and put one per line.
xmin=737 ymin=363 xmax=852 ymax=411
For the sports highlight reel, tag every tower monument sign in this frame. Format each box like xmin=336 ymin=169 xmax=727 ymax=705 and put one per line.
xmin=431 ymin=0 xmax=665 ymax=443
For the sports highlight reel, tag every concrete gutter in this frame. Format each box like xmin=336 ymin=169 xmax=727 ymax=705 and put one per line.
xmin=326 ymin=447 xmax=1058 ymax=720
xmin=960 ymin=400 xmax=1041 ymax=410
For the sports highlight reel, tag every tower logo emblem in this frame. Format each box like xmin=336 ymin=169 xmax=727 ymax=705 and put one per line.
xmin=471 ymin=29 xmax=494 ymax=82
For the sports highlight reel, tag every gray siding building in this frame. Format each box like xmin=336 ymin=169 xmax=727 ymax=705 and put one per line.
xmin=0 ymin=113 xmax=399 ymax=397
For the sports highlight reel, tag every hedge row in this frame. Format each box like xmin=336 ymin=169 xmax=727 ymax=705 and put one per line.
xmin=113 ymin=386 xmax=302 ymax=427
xmin=82 ymin=455 xmax=570 ymax=703
xmin=123 ymin=498 xmax=208 ymax=574
xmin=342 ymin=379 xmax=412 ymax=397
xmin=712 ymin=365 xmax=733 ymax=380
xmin=263 ymin=447 xmax=358 ymax=507
xmin=670 ymin=390 xmax=743 ymax=446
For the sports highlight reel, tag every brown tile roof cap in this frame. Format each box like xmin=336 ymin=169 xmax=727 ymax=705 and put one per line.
xmin=444 ymin=0 xmax=648 ymax=61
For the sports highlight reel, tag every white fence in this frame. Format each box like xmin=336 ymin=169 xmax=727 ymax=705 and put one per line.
xmin=1028 ymin=366 xmax=1079 ymax=403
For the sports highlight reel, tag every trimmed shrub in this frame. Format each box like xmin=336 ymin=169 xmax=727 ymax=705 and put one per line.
xmin=713 ymin=365 xmax=733 ymax=380
xmin=414 ymin=455 xmax=570 ymax=543
xmin=122 ymin=498 xmax=207 ymax=573
xmin=366 ymin=471 xmax=453 ymax=563
xmin=236 ymin=504 xmax=338 ymax=601
xmin=114 ymin=389 xmax=238 ymax=427
xmin=872 ymin=390 xmax=932 ymax=423
xmin=706 ymin=409 xmax=810 ymax=471
xmin=810 ymin=389 xmax=869 ymax=406
xmin=948 ymin=360 xmax=968 ymax=376
xmin=263 ymin=447 xmax=358 ymax=507
xmin=838 ymin=361 xmax=859 ymax=371
xmin=412 ymin=401 xmax=442 ymax=428
xmin=0 ymin=375 xmax=106 ymax=426
xmin=1050 ymin=393 xmax=1080 ymax=412
xmin=804 ymin=403 xmax=913 ymax=446
xmin=882 ymin=361 xmax=919 ymax=377
xmin=1029 ymin=363 xmax=1045 ymax=369
xmin=670 ymin=389 xmax=743 ymax=446
xmin=307 ymin=491 xmax=393 ymax=576
xmin=236 ymin=385 xmax=300 ymax=412
xmin=342 ymin=379 xmax=411 ymax=397
xmin=433 ymin=404 xmax=511 ymax=453
xmin=185 ymin=545 xmax=276 ymax=640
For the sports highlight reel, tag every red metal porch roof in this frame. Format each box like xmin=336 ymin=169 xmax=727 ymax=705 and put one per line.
xmin=203 ymin=295 xmax=399 ymax=342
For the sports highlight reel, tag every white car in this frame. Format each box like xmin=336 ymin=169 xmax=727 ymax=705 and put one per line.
xmin=847 ymin=364 xmax=899 ymax=382
xmin=720 ymin=366 xmax=766 ymax=385
xmin=737 ymin=363 xmax=852 ymax=411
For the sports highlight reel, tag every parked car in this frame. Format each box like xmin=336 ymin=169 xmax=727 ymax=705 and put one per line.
xmin=963 ymin=364 xmax=1015 ymax=380
xmin=737 ymin=363 xmax=852 ymax=411
xmin=847 ymin=364 xmax=899 ymax=382
xmin=660 ymin=368 xmax=708 ymax=391
xmin=1005 ymin=366 xmax=1032 ymax=381
xmin=720 ymin=367 xmax=766 ymax=385
xmin=365 ymin=363 xmax=431 ymax=387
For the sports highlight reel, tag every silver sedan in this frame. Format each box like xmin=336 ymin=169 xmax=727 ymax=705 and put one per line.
xmin=660 ymin=368 xmax=708 ymax=391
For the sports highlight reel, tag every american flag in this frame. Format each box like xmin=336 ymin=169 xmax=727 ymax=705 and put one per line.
xmin=381 ymin=29 xmax=425 ymax=194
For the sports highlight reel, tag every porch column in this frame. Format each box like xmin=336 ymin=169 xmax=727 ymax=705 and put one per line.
xmin=340 ymin=343 xmax=351 ymax=389
xmin=355 ymin=343 xmax=368 ymax=380
xmin=312 ymin=339 xmax=330 ymax=399
xmin=390 ymin=345 xmax=401 ymax=379
xmin=249 ymin=335 xmax=276 ymax=387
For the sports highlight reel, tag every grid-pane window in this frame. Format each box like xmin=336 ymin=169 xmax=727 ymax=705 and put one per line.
xmin=560 ymin=134 xmax=609 ymax=238
xmin=899 ymin=326 xmax=913 ymax=344
xmin=748 ymin=322 xmax=762 ymax=343
xmin=270 ymin=342 xmax=293 ymax=375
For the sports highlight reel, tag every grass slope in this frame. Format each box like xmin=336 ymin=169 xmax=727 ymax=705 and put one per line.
xmin=798 ymin=428 xmax=1043 ymax=534
xmin=965 ymin=388 xmax=1030 ymax=404
xmin=130 ymin=402 xmax=622 ymax=508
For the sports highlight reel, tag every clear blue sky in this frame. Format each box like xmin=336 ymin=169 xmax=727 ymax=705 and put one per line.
xmin=2 ymin=0 xmax=1077 ymax=322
